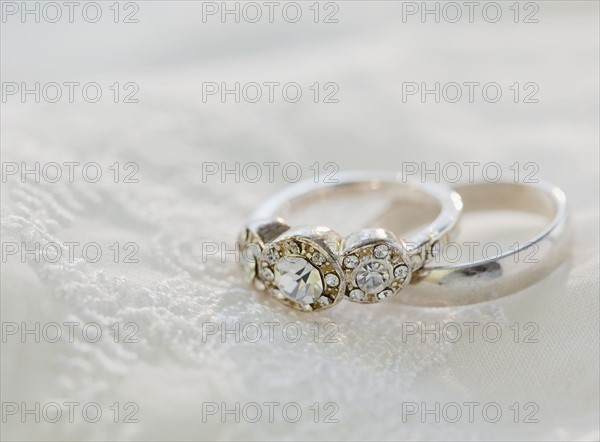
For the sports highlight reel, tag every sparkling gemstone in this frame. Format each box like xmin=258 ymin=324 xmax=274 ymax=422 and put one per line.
xmin=356 ymin=261 xmax=390 ymax=294
xmin=265 ymin=247 xmax=279 ymax=264
xmin=318 ymin=296 xmax=331 ymax=306
xmin=312 ymin=252 xmax=326 ymax=266
xmin=325 ymin=273 xmax=340 ymax=287
xmin=287 ymin=241 xmax=300 ymax=255
xmin=377 ymin=289 xmax=393 ymax=300
xmin=343 ymin=255 xmax=359 ymax=269
xmin=262 ymin=267 xmax=274 ymax=281
xmin=349 ymin=289 xmax=365 ymax=301
xmin=274 ymin=256 xmax=323 ymax=305
xmin=325 ymin=241 xmax=339 ymax=253
xmin=373 ymin=244 xmax=389 ymax=259
xmin=394 ymin=265 xmax=409 ymax=279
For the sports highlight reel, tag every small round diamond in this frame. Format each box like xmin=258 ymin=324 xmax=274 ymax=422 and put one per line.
xmin=287 ymin=241 xmax=300 ymax=255
xmin=356 ymin=261 xmax=391 ymax=294
xmin=317 ymin=296 xmax=331 ymax=306
xmin=312 ymin=252 xmax=326 ymax=266
xmin=373 ymin=244 xmax=389 ymax=259
xmin=325 ymin=241 xmax=339 ymax=253
xmin=262 ymin=267 xmax=274 ymax=281
xmin=265 ymin=247 xmax=279 ymax=264
xmin=325 ymin=273 xmax=339 ymax=287
xmin=394 ymin=265 xmax=409 ymax=279
xmin=343 ymin=255 xmax=359 ymax=269
xmin=377 ymin=289 xmax=393 ymax=300
xmin=349 ymin=289 xmax=365 ymax=301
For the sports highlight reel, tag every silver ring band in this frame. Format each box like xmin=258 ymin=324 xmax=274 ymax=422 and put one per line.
xmin=404 ymin=180 xmax=569 ymax=306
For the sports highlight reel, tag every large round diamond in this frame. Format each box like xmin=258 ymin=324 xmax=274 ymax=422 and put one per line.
xmin=356 ymin=261 xmax=390 ymax=294
xmin=274 ymin=256 xmax=323 ymax=305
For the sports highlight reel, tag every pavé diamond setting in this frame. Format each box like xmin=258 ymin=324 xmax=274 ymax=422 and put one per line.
xmin=341 ymin=229 xmax=412 ymax=304
xmin=256 ymin=227 xmax=346 ymax=311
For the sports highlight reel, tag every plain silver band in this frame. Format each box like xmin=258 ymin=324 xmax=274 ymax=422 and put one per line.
xmin=404 ymin=181 xmax=569 ymax=306
xmin=249 ymin=171 xmax=463 ymax=265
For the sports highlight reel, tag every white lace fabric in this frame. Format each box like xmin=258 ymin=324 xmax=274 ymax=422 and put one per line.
xmin=1 ymin=2 xmax=599 ymax=441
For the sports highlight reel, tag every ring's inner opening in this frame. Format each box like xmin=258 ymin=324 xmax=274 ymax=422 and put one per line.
xmin=276 ymin=182 xmax=442 ymax=238
xmin=457 ymin=182 xmax=557 ymax=217
xmin=434 ymin=183 xmax=559 ymax=264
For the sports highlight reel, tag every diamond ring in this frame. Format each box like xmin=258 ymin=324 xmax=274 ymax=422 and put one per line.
xmin=239 ymin=171 xmax=463 ymax=311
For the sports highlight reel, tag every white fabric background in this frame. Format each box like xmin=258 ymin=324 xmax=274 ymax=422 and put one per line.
xmin=1 ymin=2 xmax=599 ymax=441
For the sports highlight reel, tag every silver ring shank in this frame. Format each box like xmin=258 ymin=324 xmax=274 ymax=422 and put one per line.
xmin=404 ymin=181 xmax=569 ymax=306
xmin=249 ymin=171 xmax=463 ymax=265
